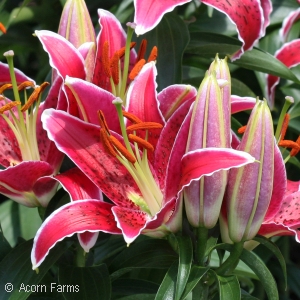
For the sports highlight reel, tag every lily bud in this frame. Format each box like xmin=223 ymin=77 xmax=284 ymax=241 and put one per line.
xmin=58 ymin=0 xmax=96 ymax=48
xmin=225 ymin=100 xmax=274 ymax=243
xmin=184 ymin=68 xmax=230 ymax=229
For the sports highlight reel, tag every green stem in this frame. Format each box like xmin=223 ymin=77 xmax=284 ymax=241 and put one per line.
xmin=196 ymin=227 xmax=208 ymax=266
xmin=215 ymin=241 xmax=244 ymax=275
xmin=274 ymin=96 xmax=294 ymax=142
xmin=75 ymin=246 xmax=86 ymax=267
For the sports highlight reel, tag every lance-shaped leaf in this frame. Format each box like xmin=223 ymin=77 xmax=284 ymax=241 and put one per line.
xmin=134 ymin=0 xmax=191 ymax=35
xmin=202 ymin=0 xmax=272 ymax=60
xmin=266 ymin=39 xmax=300 ymax=109
xmin=225 ymin=100 xmax=275 ymax=242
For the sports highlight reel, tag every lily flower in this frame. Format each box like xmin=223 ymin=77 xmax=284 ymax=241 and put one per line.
xmin=0 ymin=52 xmax=64 ymax=207
xmin=221 ymin=99 xmax=286 ymax=243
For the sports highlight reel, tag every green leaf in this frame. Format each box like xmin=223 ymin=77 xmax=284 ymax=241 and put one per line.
xmin=58 ymin=264 xmax=110 ymax=300
xmin=253 ymin=236 xmax=287 ymax=289
xmin=0 ymin=224 xmax=11 ymax=262
xmin=186 ymin=32 xmax=299 ymax=82
xmin=241 ymin=289 xmax=259 ymax=300
xmin=0 ymin=239 xmax=71 ymax=300
xmin=135 ymin=12 xmax=190 ymax=91
xmin=214 ymin=272 xmax=241 ymax=300
xmin=109 ymin=239 xmax=177 ymax=280
xmin=180 ymin=266 xmax=209 ymax=300
xmin=154 ymin=261 xmax=178 ymax=300
xmin=175 ymin=236 xmax=193 ymax=300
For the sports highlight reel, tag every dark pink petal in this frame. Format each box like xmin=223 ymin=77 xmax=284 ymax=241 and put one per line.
xmin=180 ymin=148 xmax=255 ymax=190
xmin=279 ymin=8 xmax=300 ymax=42
xmin=31 ymin=200 xmax=121 ymax=269
xmin=92 ymin=9 xmax=136 ymax=90
xmin=266 ymin=39 xmax=300 ymax=108
xmin=64 ymin=76 xmax=121 ymax=133
xmin=33 ymin=176 xmax=59 ymax=207
xmin=41 ymin=109 xmax=140 ymax=209
xmin=0 ymin=161 xmax=54 ymax=207
xmin=112 ymin=206 xmax=148 ymax=244
xmin=231 ymin=95 xmax=256 ymax=114
xmin=258 ymin=223 xmax=294 ymax=238
xmin=263 ymin=143 xmax=287 ymax=222
xmin=202 ymin=0 xmax=264 ymax=60
xmin=0 ymin=62 xmax=35 ymax=85
xmin=155 ymin=98 xmax=194 ymax=192
xmin=78 ymin=231 xmax=99 ymax=252
xmin=134 ymin=0 xmax=191 ymax=35
xmin=157 ymin=84 xmax=197 ymax=121
xmin=35 ymin=30 xmax=85 ymax=79
xmin=286 ymin=180 xmax=300 ymax=196
xmin=55 ymin=167 xmax=103 ymax=201
xmin=260 ymin=0 xmax=273 ymax=35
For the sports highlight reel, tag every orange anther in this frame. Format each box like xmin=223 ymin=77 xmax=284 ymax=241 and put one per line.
xmin=238 ymin=125 xmax=247 ymax=134
xmin=97 ymin=110 xmax=110 ymax=134
xmin=147 ymin=46 xmax=158 ymax=62
xmin=129 ymin=59 xmax=146 ymax=81
xmin=102 ymin=41 xmax=111 ymax=78
xmin=128 ymin=134 xmax=154 ymax=151
xmin=117 ymin=42 xmax=136 ymax=59
xmin=108 ymin=135 xmax=136 ymax=163
xmin=0 ymin=101 xmax=21 ymax=114
xmin=279 ymin=113 xmax=290 ymax=141
xmin=136 ymin=39 xmax=147 ymax=62
xmin=110 ymin=52 xmax=119 ymax=85
xmin=18 ymin=81 xmax=35 ymax=91
xmin=278 ymin=140 xmax=300 ymax=151
xmin=0 ymin=22 xmax=6 ymax=34
xmin=122 ymin=111 xmax=142 ymax=124
xmin=21 ymin=82 xmax=49 ymax=112
xmin=290 ymin=135 xmax=300 ymax=157
xmin=0 ymin=83 xmax=13 ymax=94
xmin=127 ymin=122 xmax=163 ymax=131
xmin=100 ymin=128 xmax=117 ymax=157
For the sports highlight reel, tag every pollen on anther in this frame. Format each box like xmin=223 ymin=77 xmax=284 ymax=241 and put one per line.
xmin=117 ymin=42 xmax=136 ymax=59
xmin=102 ymin=41 xmax=111 ymax=78
xmin=110 ymin=52 xmax=120 ymax=85
xmin=127 ymin=122 xmax=163 ymax=131
xmin=290 ymin=135 xmax=300 ymax=157
xmin=98 ymin=110 xmax=110 ymax=134
xmin=108 ymin=135 xmax=136 ymax=163
xmin=147 ymin=46 xmax=158 ymax=62
xmin=0 ymin=101 xmax=21 ymax=114
xmin=279 ymin=113 xmax=290 ymax=141
xmin=0 ymin=22 xmax=6 ymax=34
xmin=129 ymin=59 xmax=146 ymax=81
xmin=136 ymin=39 xmax=147 ymax=62
xmin=278 ymin=140 xmax=300 ymax=151
xmin=18 ymin=81 xmax=35 ymax=91
xmin=100 ymin=128 xmax=117 ymax=157
xmin=122 ymin=111 xmax=142 ymax=124
xmin=0 ymin=84 xmax=13 ymax=94
xmin=238 ymin=125 xmax=247 ymax=134
xmin=128 ymin=134 xmax=154 ymax=151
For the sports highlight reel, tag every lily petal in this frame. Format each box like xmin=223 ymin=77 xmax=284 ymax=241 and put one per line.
xmin=279 ymin=8 xmax=300 ymax=42
xmin=180 ymin=148 xmax=255 ymax=190
xmin=35 ymin=30 xmax=85 ymax=79
xmin=134 ymin=0 xmax=191 ymax=35
xmin=31 ymin=199 xmax=121 ymax=270
xmin=266 ymin=39 xmax=300 ymax=108
xmin=202 ymin=0 xmax=266 ymax=60
xmin=231 ymin=95 xmax=256 ymax=114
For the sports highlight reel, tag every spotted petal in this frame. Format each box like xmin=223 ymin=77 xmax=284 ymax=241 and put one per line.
xmin=31 ymin=199 xmax=121 ymax=270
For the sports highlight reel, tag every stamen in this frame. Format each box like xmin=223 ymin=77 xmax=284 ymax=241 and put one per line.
xmin=136 ymin=39 xmax=147 ymax=62
xmin=0 ymin=22 xmax=6 ymax=34
xmin=110 ymin=52 xmax=119 ymax=85
xmin=238 ymin=125 xmax=247 ymax=134
xmin=100 ymin=128 xmax=117 ymax=157
xmin=278 ymin=140 xmax=300 ymax=151
xmin=0 ymin=83 xmax=13 ymax=94
xmin=0 ymin=101 xmax=21 ymax=114
xmin=18 ymin=81 xmax=35 ymax=91
xmin=122 ymin=111 xmax=142 ymax=124
xmin=97 ymin=110 xmax=110 ymax=134
xmin=128 ymin=134 xmax=154 ymax=151
xmin=102 ymin=41 xmax=111 ymax=78
xmin=127 ymin=122 xmax=163 ymax=131
xmin=147 ymin=46 xmax=158 ymax=62
xmin=290 ymin=135 xmax=300 ymax=156
xmin=21 ymin=82 xmax=49 ymax=112
xmin=129 ymin=59 xmax=146 ymax=80
xmin=108 ymin=135 xmax=136 ymax=163
xmin=117 ymin=42 xmax=136 ymax=59
xmin=279 ymin=113 xmax=290 ymax=141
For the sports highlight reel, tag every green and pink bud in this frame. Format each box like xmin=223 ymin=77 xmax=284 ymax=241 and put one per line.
xmin=224 ymin=100 xmax=275 ymax=243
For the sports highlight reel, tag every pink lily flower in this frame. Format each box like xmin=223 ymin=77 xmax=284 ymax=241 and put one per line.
xmin=0 ymin=58 xmax=64 ymax=207
xmin=202 ymin=0 xmax=272 ymax=60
